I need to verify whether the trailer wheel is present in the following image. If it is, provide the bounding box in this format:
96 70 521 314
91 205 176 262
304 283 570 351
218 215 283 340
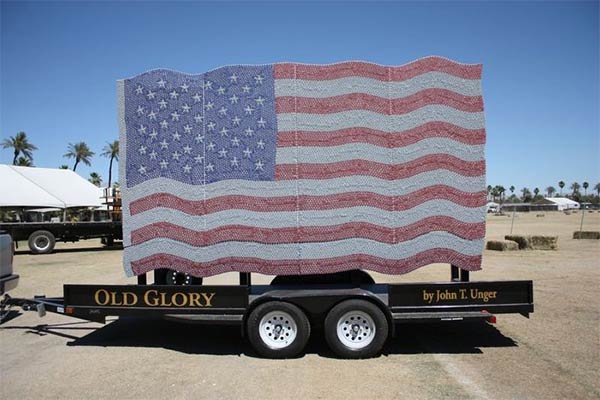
28 230 56 254
247 301 310 359
324 299 388 359
154 269 202 285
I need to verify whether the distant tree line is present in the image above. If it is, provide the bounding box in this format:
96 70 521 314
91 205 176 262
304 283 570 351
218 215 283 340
1 131 119 188
488 181 600 205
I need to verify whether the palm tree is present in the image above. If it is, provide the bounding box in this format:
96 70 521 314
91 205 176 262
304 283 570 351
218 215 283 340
89 172 102 187
497 186 506 203
1 132 37 165
64 142 94 171
101 140 119 188
509 185 515 195
582 182 589 196
16 157 32 167
558 181 565 195
59 165 69 169
546 186 556 197
570 182 581 196
521 187 532 202
533 188 540 198
595 183 600 198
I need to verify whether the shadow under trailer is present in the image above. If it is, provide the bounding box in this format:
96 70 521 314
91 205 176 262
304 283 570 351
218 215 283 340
2 267 533 359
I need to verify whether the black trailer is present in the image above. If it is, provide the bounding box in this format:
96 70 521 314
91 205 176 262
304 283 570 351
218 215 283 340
0 221 122 254
1 266 533 359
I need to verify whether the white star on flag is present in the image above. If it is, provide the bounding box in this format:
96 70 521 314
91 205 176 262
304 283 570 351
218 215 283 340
169 90 179 99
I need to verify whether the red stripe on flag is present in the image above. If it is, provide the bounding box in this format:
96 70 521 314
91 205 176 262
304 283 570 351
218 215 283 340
275 90 483 114
276 123 486 147
129 187 486 216
130 218 486 247
273 58 482 81
130 250 483 277
275 155 485 180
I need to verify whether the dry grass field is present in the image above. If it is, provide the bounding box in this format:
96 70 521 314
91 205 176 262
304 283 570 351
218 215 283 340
1 211 599 399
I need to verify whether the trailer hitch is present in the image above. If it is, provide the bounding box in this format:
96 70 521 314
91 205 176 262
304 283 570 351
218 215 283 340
1 294 48 322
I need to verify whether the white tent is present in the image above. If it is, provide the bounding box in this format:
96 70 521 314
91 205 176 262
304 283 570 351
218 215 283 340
0 164 104 208
545 197 580 211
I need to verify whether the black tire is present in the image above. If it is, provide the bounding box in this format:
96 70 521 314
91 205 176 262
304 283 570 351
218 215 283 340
155 269 203 285
324 299 388 359
246 301 311 359
28 230 56 254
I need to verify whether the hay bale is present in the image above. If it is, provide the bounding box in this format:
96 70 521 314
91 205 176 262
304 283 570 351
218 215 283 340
530 235 558 250
536 214 545 217
505 235 531 249
573 231 600 240
486 240 519 251
564 211 571 215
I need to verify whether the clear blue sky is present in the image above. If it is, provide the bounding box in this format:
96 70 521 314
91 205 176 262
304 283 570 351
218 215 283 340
1 1 598 192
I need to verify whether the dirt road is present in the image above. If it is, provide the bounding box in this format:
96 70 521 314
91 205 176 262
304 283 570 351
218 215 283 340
1 212 599 399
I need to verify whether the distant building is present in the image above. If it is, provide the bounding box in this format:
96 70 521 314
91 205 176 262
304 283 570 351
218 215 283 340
537 197 580 211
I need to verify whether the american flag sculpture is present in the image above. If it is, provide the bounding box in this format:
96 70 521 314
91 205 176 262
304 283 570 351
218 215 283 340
118 57 486 278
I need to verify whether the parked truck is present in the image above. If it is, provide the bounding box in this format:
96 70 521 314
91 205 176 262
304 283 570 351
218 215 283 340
1 58 534 358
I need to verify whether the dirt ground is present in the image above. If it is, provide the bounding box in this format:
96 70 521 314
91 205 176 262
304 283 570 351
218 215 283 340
1 211 599 400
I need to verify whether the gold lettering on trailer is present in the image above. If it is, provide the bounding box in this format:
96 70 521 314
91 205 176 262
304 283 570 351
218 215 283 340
201 293 216 307
189 292 203 307
94 289 110 305
93 289 216 307
122 292 138 306
144 289 160 306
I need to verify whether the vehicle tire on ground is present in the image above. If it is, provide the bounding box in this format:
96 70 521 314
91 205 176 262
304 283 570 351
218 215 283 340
324 299 388 359
246 301 311 359
28 230 56 254
154 269 203 285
